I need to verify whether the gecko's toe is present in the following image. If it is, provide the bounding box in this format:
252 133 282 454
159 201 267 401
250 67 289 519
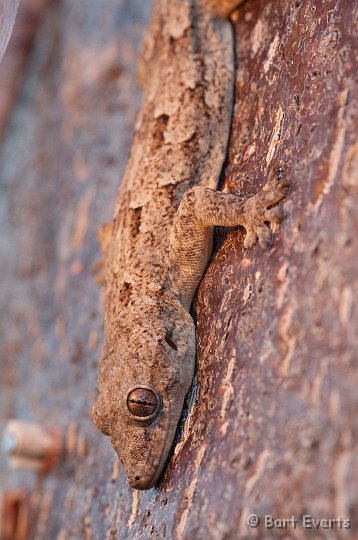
265 205 285 223
261 175 290 207
244 221 273 250
264 185 287 206
256 223 273 250
243 228 257 248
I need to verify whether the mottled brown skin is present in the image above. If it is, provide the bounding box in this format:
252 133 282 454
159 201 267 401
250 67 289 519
93 295 196 488
93 0 288 490
170 182 287 310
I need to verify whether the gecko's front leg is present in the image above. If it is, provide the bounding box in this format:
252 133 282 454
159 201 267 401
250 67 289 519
170 176 289 310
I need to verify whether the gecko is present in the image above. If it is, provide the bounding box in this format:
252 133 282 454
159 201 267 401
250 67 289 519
92 0 288 490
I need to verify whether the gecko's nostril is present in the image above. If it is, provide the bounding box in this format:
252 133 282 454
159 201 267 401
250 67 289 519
129 474 154 490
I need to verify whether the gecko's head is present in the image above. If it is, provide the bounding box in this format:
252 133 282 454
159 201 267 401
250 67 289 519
92 299 195 490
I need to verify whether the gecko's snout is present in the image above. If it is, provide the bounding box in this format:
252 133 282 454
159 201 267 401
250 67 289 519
128 474 155 491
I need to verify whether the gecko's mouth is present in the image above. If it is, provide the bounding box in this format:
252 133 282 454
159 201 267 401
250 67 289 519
127 438 171 490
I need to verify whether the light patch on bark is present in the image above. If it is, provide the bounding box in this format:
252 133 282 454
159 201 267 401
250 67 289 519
266 106 284 165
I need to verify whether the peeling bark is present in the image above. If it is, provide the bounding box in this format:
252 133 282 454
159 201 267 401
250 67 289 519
0 0 357 539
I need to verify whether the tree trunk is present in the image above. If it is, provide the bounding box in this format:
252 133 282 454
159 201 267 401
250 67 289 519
0 0 357 539
0 0 20 61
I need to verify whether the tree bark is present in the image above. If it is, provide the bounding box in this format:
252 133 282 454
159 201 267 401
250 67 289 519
0 0 20 61
0 0 52 140
0 0 357 539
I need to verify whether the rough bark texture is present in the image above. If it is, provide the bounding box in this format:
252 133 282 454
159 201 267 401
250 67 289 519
0 0 357 539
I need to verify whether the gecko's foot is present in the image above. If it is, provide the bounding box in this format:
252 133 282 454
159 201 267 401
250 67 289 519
242 177 289 249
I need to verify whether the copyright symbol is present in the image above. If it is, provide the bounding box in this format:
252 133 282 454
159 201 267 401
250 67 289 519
247 514 259 528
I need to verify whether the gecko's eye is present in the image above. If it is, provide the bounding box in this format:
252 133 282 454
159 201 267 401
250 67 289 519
127 387 161 420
